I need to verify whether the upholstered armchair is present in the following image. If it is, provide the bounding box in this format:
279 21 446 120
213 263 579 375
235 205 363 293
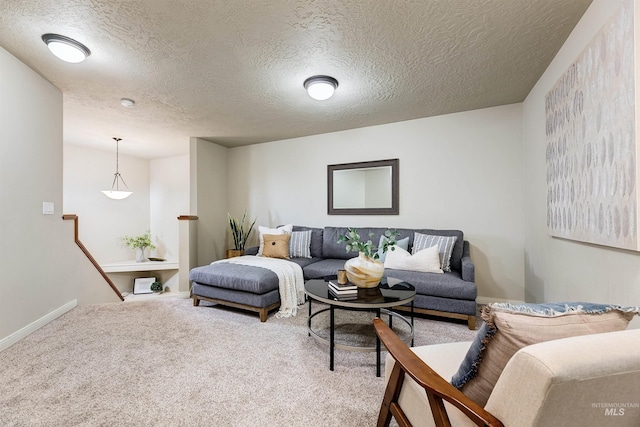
374 317 640 427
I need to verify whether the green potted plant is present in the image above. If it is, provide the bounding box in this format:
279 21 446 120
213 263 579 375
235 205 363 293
227 210 257 258
150 280 163 293
337 228 399 287
122 230 156 263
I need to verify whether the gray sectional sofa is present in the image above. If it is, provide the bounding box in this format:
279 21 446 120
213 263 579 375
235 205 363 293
190 225 477 328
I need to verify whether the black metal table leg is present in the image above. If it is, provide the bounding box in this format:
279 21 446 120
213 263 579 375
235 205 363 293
411 301 415 346
308 298 312 337
330 305 335 371
376 308 381 377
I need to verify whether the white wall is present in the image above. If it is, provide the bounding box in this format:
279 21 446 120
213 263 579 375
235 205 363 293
64 144 151 263
64 145 190 294
64 145 190 264
191 137 229 265
523 0 640 307
150 154 190 260
227 104 525 301
0 47 110 345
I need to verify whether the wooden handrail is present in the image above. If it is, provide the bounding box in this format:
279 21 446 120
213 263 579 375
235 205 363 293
62 214 124 301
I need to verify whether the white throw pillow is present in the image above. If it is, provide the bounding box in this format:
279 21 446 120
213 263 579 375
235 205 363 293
384 245 443 273
257 224 293 256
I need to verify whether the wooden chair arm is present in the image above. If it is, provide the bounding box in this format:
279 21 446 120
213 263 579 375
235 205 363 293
373 318 503 427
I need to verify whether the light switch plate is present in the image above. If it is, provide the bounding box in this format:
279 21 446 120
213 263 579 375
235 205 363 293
42 202 54 215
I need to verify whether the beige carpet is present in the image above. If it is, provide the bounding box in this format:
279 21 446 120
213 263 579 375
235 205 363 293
0 297 478 426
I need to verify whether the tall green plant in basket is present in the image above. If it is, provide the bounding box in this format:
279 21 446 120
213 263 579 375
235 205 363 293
228 210 257 251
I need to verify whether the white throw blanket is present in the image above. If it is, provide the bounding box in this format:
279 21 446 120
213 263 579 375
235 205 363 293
212 256 305 318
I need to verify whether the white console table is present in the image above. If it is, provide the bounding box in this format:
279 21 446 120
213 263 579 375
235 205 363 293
100 261 180 298
101 260 179 273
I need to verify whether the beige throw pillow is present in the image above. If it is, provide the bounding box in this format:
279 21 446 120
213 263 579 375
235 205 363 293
257 224 293 256
261 234 291 259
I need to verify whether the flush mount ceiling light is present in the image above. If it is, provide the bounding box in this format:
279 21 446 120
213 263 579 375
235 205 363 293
303 75 339 101
102 137 132 200
120 98 135 108
41 33 91 63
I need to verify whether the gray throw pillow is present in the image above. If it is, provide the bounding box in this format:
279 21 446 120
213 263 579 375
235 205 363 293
289 230 312 258
412 233 457 272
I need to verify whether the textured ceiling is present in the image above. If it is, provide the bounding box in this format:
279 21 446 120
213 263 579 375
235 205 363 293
0 0 592 159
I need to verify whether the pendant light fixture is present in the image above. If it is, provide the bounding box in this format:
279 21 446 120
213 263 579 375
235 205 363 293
102 137 132 200
41 33 91 63
304 75 339 100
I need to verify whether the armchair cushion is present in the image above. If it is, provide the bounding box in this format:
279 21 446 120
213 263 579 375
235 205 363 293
452 302 640 406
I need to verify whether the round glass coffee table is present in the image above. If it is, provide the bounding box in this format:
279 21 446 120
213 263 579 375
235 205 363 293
304 277 415 377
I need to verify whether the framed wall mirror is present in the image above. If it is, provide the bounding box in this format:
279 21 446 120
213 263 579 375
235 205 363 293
328 158 399 215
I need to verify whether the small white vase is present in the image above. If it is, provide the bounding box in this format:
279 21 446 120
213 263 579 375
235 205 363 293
135 247 147 263
344 252 384 288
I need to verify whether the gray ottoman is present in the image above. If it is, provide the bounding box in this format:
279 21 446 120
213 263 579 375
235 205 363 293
190 263 281 321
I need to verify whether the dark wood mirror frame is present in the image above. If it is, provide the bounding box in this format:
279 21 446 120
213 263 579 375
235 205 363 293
328 158 399 215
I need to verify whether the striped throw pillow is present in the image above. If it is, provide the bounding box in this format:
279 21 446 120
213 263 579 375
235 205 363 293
289 230 312 258
412 233 458 272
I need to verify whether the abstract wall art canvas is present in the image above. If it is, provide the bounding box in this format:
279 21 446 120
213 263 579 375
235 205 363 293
546 0 639 250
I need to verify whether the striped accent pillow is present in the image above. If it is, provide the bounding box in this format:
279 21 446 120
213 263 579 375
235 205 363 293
412 233 458 272
289 230 312 258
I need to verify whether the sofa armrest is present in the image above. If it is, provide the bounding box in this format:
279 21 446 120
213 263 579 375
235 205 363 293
461 240 475 282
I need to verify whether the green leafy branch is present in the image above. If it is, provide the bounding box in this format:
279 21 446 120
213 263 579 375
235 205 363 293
337 228 399 259
122 230 156 250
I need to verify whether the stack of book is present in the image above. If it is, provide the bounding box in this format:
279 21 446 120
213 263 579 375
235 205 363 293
328 280 358 300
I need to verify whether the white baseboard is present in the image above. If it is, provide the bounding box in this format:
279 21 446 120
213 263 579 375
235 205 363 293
0 299 77 352
477 296 525 306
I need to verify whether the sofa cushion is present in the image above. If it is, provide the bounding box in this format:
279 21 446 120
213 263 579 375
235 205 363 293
452 302 640 407
323 227 415 260
262 234 291 259
289 230 312 258
322 227 359 260
302 259 347 279
410 294 478 317
385 269 476 300
293 226 323 258
384 245 443 273
287 257 323 269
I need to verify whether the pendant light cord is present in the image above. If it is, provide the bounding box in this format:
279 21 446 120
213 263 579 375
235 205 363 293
112 137 128 190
